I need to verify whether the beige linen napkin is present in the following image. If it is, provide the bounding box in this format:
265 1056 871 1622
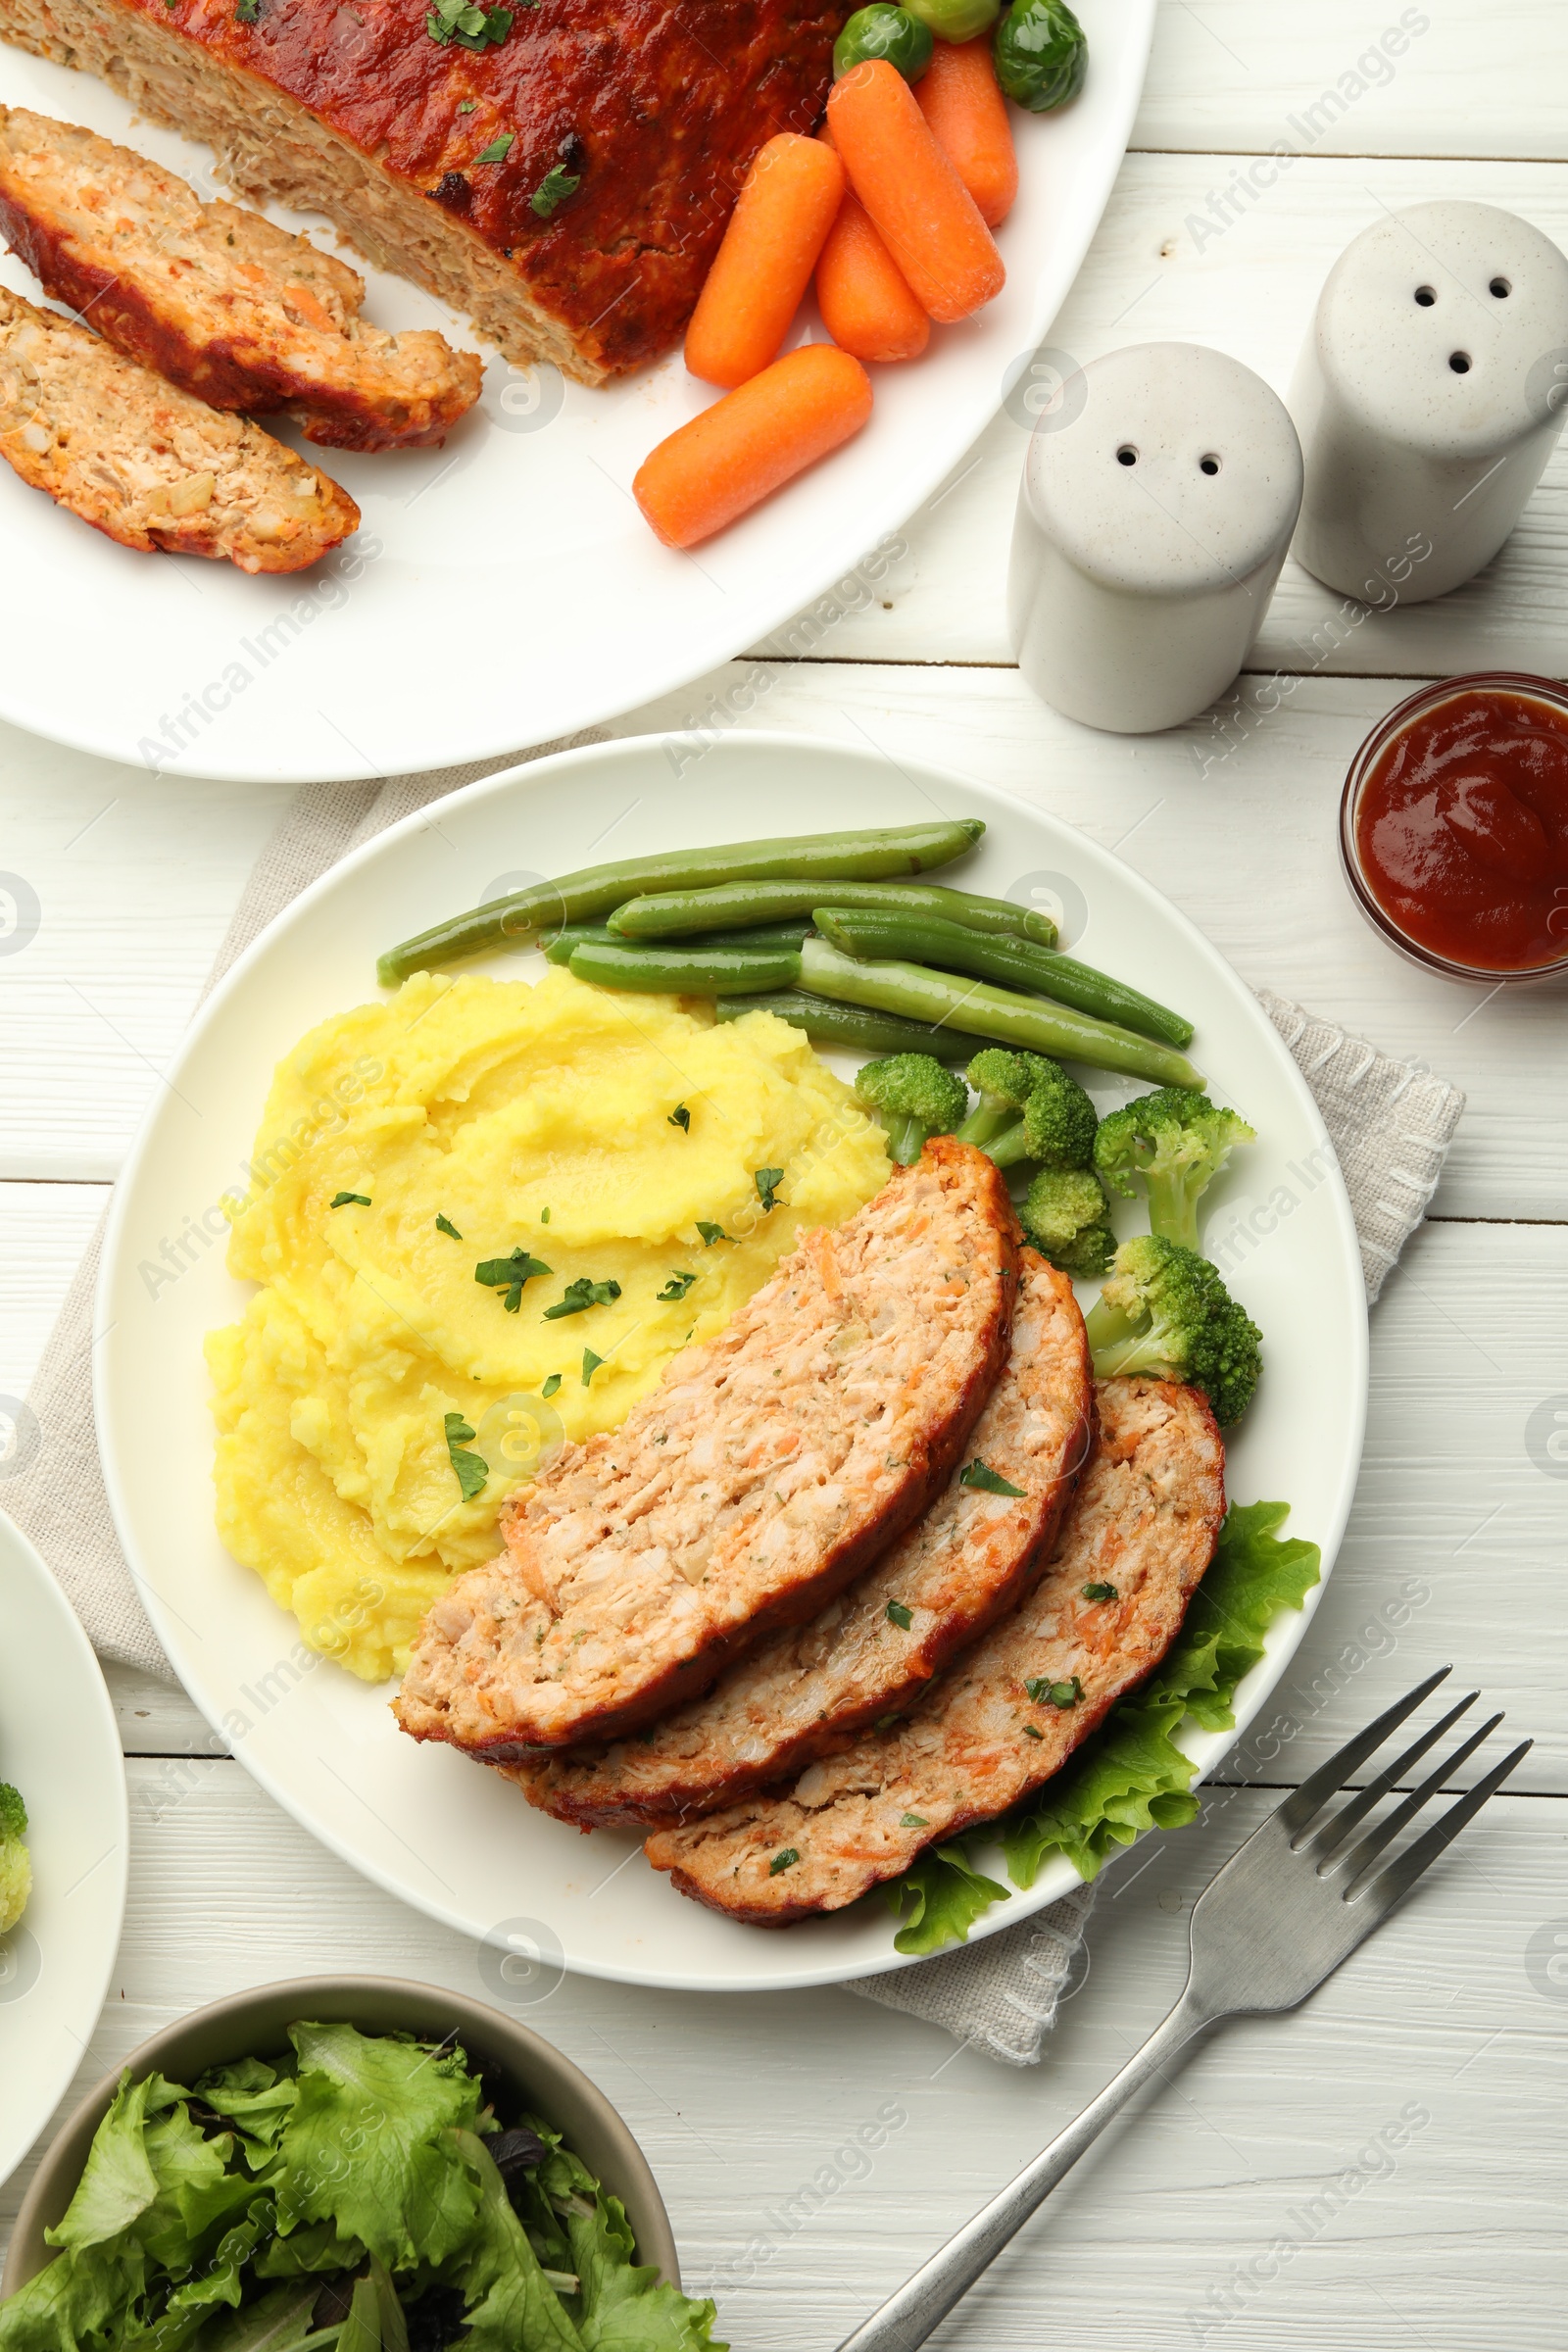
3 763 1465 2065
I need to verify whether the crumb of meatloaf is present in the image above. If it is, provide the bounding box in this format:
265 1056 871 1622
0 283 359 569
0 107 482 449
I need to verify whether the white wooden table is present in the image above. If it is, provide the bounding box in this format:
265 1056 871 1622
4 10 1567 2343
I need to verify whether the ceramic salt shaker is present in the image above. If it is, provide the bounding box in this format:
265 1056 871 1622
1290 200 1568 605
1007 342 1302 734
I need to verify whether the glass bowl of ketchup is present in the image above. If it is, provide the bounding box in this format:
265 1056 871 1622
1341 672 1568 984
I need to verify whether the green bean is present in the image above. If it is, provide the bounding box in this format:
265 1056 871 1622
812 907 1193 1049
714 992 994 1062
797 938 1204 1089
542 923 617 965
568 939 806 996
376 819 983 985
608 878 1055 947
548 919 811 964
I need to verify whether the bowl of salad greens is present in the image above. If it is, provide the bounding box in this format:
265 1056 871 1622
0 1976 723 2352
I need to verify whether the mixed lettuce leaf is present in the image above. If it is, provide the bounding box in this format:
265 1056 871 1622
887 1500 1322 1955
0 2025 723 2352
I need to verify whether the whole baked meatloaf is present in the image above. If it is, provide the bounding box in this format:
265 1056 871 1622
506 1251 1093 1831
646 1376 1225 1925
395 1139 1019 1757
0 0 846 380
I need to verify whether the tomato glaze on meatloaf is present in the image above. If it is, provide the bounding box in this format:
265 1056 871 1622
0 0 848 379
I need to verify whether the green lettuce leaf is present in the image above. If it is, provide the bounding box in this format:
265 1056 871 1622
0 2236 144 2352
196 2282 319 2352
45 2074 163 2254
445 2132 583 2352
552 2141 724 2352
884 1843 1010 1956
275 2025 482 2270
194 2058 299 2159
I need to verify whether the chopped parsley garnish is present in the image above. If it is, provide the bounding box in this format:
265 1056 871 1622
425 0 513 47
443 1411 488 1501
330 1192 370 1208
885 1600 913 1631
541 1207 551 1223
1022 1724 1044 1740
959 1459 1026 1498
541 1373 562 1398
1025 1674 1083 1709
456 98 476 111
474 131 514 163
874 1712 900 1733
474 1249 552 1312
530 163 581 219
235 0 260 22
544 1275 622 1320
900 1813 929 1828
696 1221 728 1247
435 1212 464 1240
1082 1581 1118 1601
754 1166 785 1213
581 1348 603 1387
768 1847 800 1876
658 1271 698 1302
667 1102 691 1133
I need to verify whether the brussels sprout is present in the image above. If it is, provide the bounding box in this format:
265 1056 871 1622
904 0 1000 43
994 0 1087 112
833 3 934 82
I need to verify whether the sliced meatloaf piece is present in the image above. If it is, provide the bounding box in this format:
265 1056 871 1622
646 1376 1225 1926
0 0 845 382
0 108 481 450
0 283 359 568
506 1251 1093 1830
395 1140 1019 1757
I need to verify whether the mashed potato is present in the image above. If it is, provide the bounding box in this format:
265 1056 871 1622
207 968 891 1680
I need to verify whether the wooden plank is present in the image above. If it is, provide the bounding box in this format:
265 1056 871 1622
765 153 1568 674
1134 0 1568 163
2 1764 1560 2351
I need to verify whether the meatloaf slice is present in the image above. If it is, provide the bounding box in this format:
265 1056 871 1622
395 1139 1019 1757
0 283 359 568
645 1376 1225 1926
0 0 846 382
506 1251 1092 1830
0 109 481 449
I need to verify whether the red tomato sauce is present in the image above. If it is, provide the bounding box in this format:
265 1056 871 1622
1355 685 1568 971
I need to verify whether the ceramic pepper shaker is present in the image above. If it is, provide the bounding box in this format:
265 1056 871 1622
1290 200 1568 605
1007 342 1303 734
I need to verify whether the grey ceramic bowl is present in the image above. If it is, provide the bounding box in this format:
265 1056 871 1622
2 1975 678 2296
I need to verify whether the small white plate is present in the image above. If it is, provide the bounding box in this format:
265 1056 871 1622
0 0 1151 782
0 1511 127 2190
95 733 1368 1994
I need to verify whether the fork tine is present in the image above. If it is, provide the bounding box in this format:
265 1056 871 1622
1329 1711 1502 1882
1347 1739 1533 1913
1278 1665 1452 1833
1296 1690 1479 1860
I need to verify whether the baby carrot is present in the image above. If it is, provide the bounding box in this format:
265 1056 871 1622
635 345 873 548
685 134 846 388
826 58 1004 323
915 36 1018 228
817 191 931 364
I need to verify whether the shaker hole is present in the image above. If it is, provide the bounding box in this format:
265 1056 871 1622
1199 454 1221 476
1448 351 1472 373
1490 276 1512 298
1414 285 1436 306
1116 444 1138 466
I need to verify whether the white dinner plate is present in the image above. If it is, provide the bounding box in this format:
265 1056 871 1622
0 1511 127 2187
96 733 1368 1994
0 0 1151 784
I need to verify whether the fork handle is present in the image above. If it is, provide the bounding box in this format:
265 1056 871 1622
834 1988 1211 2352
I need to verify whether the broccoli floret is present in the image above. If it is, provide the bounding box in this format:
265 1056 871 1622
0 1783 30 1936
955 1050 1053 1149
856 1054 969 1166
1084 1234 1261 1426
1022 1168 1116 1278
1093 1087 1255 1253
990 1057 1099 1173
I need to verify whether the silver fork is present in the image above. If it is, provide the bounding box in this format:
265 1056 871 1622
836 1667 1530 2352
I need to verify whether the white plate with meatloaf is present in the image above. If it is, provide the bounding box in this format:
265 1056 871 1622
94 733 1368 1993
0 0 1152 782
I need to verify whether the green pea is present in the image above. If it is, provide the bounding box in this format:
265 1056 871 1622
994 0 1087 112
833 4 934 82
904 0 1000 43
